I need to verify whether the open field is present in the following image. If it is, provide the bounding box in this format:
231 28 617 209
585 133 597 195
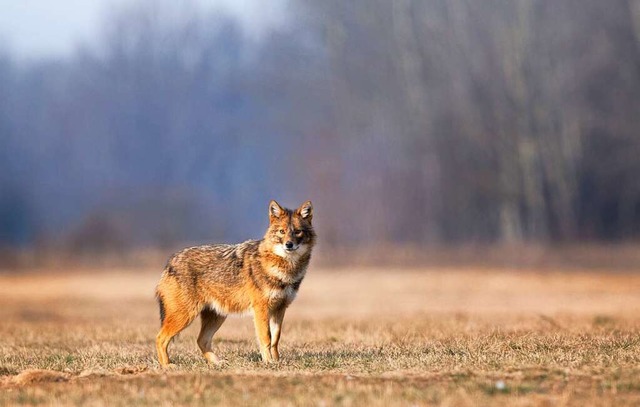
1 266 640 406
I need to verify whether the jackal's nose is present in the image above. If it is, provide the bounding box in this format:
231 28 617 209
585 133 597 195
285 241 294 250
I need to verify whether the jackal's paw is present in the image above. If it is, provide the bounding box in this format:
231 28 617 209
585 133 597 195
203 352 226 366
260 351 274 364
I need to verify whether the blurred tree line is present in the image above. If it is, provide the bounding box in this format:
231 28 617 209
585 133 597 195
1 0 639 252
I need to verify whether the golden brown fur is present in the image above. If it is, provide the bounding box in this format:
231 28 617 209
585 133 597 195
155 200 316 366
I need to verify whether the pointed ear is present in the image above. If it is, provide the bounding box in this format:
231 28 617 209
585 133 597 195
297 200 313 220
269 200 284 219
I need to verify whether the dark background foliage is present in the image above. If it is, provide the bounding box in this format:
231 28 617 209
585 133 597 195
1 0 640 252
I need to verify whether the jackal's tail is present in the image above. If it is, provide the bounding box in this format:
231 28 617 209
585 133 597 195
156 293 166 326
156 263 174 326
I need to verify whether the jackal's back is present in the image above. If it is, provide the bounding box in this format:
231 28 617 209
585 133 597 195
156 240 261 312
167 240 259 282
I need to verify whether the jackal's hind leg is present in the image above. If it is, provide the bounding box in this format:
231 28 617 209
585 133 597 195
197 308 227 364
156 307 198 367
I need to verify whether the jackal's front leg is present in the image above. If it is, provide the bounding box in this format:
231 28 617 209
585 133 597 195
252 305 273 363
269 307 286 361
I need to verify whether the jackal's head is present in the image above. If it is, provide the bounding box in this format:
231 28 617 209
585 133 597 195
265 200 316 259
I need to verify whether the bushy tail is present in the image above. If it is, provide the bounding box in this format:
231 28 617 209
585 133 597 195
156 264 174 326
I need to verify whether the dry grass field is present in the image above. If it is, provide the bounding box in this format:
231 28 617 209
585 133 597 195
1 265 640 406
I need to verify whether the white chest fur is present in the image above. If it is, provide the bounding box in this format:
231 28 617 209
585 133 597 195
268 285 298 305
268 265 307 285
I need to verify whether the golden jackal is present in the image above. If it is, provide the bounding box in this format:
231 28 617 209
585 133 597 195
155 200 315 366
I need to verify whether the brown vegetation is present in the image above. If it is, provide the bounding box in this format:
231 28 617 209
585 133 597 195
1 266 639 405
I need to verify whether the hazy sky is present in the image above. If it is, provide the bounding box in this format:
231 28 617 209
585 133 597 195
0 0 287 60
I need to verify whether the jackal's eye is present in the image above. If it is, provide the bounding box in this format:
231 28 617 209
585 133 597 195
294 229 303 236
278 229 285 235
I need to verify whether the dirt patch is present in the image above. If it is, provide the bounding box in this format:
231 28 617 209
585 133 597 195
9 369 71 386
